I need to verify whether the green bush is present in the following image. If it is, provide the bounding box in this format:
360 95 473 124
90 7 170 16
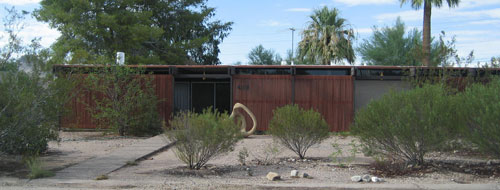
351 84 457 165
457 78 500 158
84 66 162 137
268 104 330 159
0 8 75 155
166 109 242 169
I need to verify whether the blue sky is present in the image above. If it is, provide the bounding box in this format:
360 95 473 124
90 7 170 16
1 0 500 65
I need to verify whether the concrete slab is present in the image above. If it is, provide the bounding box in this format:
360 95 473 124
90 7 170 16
49 135 172 180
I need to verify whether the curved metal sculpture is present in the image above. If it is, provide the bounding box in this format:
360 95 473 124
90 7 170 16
229 103 256 137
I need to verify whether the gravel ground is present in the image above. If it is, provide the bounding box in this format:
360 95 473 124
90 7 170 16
109 135 500 189
2 132 500 189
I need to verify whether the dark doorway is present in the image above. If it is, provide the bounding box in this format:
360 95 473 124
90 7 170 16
192 83 215 113
174 80 231 114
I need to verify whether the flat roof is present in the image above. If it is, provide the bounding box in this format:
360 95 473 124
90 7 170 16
53 64 500 79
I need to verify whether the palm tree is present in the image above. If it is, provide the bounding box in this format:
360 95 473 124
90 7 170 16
298 6 355 65
400 0 459 66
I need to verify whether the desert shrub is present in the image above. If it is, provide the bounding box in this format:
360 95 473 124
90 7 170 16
84 66 162 136
0 8 75 155
237 147 249 166
268 104 330 159
166 109 242 169
457 77 500 158
330 139 361 167
351 84 457 165
253 142 282 165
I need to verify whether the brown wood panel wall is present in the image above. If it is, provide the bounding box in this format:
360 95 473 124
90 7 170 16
232 75 292 131
294 75 354 132
153 75 174 123
60 74 96 129
61 74 173 129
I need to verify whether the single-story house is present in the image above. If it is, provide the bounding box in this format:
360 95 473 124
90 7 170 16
54 65 497 132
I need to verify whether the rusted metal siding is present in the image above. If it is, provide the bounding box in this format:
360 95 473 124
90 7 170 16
60 74 98 129
60 74 174 129
294 76 354 132
153 75 174 124
232 75 292 131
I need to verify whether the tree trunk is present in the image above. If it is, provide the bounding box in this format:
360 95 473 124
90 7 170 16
422 1 432 66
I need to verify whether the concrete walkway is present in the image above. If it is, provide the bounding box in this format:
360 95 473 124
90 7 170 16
50 135 172 180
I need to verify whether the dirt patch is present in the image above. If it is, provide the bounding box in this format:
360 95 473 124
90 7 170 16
162 165 243 177
428 160 500 177
109 135 500 188
0 156 28 178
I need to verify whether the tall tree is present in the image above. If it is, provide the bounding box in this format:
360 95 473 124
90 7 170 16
298 6 355 65
35 0 232 65
399 0 460 66
248 45 282 65
358 17 422 66
358 18 463 66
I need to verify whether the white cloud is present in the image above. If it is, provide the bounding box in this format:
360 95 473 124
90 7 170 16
375 10 421 22
357 28 372 34
332 0 396 6
468 19 500 25
285 8 312 12
0 0 40 6
19 21 60 47
447 30 491 36
456 39 500 61
260 20 291 27
0 20 59 48
376 8 500 22
458 0 500 9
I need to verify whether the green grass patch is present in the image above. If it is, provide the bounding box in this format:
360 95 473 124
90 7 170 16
95 174 109 180
126 160 138 166
25 156 54 179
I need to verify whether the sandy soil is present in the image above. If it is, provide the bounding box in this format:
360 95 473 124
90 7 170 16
109 135 500 189
2 132 500 189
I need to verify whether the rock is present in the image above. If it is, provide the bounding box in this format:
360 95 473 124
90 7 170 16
362 174 371 182
266 172 281 181
351 175 362 182
371 176 384 182
487 160 492 165
303 159 307 162
301 172 310 178
290 170 299 178
291 158 296 162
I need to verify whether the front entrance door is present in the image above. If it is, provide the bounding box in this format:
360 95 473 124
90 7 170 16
174 81 230 114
